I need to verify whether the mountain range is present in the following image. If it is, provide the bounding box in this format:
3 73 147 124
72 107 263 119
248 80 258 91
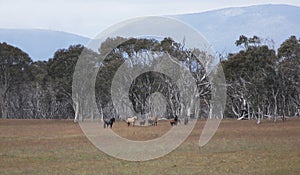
0 29 89 61
0 4 299 61
174 4 300 54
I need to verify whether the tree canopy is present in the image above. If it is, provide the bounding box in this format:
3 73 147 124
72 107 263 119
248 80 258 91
0 35 299 120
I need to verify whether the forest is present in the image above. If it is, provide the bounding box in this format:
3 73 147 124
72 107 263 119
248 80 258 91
0 35 299 120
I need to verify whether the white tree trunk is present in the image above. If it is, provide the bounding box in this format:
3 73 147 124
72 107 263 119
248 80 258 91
74 100 79 122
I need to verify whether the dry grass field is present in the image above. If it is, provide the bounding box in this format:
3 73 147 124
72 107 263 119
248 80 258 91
0 118 300 175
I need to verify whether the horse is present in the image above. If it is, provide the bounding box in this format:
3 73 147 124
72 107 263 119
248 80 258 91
103 117 115 128
126 116 138 126
150 116 158 126
170 115 179 126
147 119 153 126
139 120 146 126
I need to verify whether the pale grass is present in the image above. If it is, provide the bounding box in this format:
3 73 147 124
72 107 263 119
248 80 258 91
0 118 299 175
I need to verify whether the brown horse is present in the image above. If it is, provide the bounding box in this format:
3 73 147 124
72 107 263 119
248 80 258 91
148 116 157 126
151 116 157 126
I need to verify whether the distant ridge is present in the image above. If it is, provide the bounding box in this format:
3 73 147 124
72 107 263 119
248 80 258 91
1 4 300 60
174 4 300 54
0 29 90 61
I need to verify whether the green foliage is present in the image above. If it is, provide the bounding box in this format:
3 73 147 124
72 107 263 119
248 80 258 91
235 35 261 50
223 35 299 118
48 45 84 100
0 42 33 118
278 35 300 60
1 34 299 119
0 42 33 84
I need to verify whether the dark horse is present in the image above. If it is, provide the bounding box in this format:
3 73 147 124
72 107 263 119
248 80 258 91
170 115 179 126
103 117 115 128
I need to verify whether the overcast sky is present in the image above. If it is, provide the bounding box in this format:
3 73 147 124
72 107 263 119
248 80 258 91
1 0 300 38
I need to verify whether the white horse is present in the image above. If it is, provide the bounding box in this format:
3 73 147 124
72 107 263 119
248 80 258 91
126 116 138 126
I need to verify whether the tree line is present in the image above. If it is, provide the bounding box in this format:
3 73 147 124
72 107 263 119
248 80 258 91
0 35 299 120
223 35 300 120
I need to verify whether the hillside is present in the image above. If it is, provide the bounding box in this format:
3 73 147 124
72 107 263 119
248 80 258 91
174 4 300 53
0 29 89 61
1 4 300 60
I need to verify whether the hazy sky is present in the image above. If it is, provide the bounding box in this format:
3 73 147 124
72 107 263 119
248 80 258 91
1 0 300 37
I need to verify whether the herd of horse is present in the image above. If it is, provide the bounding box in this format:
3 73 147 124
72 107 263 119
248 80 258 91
125 116 158 126
103 115 188 129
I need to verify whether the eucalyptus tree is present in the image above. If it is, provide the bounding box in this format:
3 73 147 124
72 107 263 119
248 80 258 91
47 45 85 119
223 36 277 120
277 36 300 117
95 37 211 119
0 42 32 118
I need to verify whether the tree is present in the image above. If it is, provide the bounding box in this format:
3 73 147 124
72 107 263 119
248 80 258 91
95 37 210 120
223 36 277 120
277 36 300 117
235 35 261 50
28 61 52 119
0 42 32 118
47 45 84 119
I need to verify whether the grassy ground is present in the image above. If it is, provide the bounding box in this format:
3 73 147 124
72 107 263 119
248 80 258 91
0 118 299 175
